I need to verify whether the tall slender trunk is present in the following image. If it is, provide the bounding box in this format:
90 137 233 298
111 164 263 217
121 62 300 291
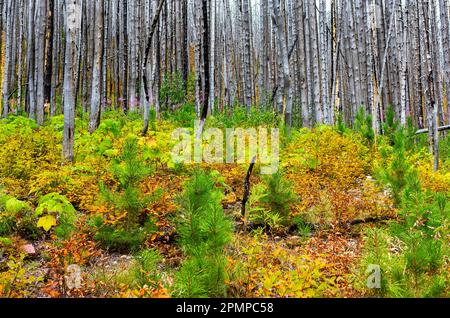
422 0 439 171
399 1 408 125
16 0 25 113
35 0 47 125
320 0 330 124
141 0 165 135
366 0 375 124
439 0 450 125
304 0 314 125
63 0 80 162
26 0 36 118
194 0 202 116
122 0 128 112
196 0 210 138
128 0 137 112
259 0 269 107
50 0 60 116
273 0 292 127
297 1 309 127
181 0 188 91
242 0 252 111
89 0 104 133
1 0 12 117
208 0 215 114
44 0 55 105
374 0 397 136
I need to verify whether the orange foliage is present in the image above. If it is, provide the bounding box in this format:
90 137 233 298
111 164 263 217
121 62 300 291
118 283 170 298
305 233 364 297
42 232 100 298
141 171 184 217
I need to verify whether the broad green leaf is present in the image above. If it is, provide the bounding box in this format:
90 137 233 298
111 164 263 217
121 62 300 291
35 193 76 216
5 198 30 214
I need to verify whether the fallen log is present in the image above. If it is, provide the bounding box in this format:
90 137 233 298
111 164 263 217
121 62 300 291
415 125 450 135
237 215 397 235
286 215 397 234
347 215 396 226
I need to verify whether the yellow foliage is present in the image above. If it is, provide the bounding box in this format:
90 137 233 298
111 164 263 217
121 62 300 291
29 165 110 213
227 234 340 298
282 128 392 222
0 253 43 298
417 164 450 193
283 128 371 187
0 123 61 197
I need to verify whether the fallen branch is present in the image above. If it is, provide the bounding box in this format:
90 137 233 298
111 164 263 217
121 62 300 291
347 215 396 226
286 215 397 233
415 125 450 135
239 215 397 235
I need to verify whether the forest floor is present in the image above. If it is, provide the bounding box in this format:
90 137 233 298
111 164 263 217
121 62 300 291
0 108 448 298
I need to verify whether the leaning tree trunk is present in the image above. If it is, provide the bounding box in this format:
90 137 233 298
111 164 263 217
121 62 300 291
374 0 397 137
141 0 165 136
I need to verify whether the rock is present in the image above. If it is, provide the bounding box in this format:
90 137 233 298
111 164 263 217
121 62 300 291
20 244 36 255
65 264 82 290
